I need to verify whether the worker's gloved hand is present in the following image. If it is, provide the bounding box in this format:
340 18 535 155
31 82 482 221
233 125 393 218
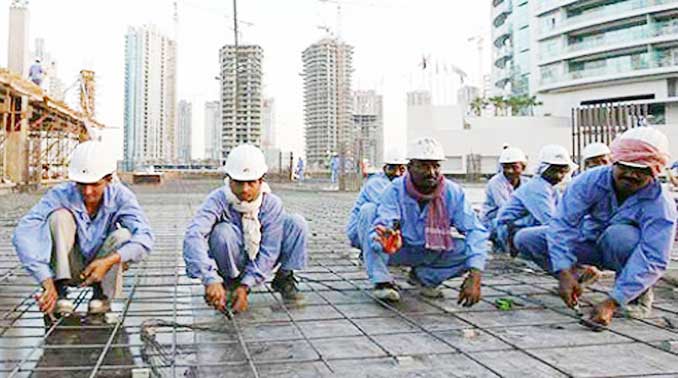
80 253 119 287
590 298 618 326
37 278 57 315
205 282 227 311
231 285 249 313
374 225 402 255
558 269 582 308
458 269 482 307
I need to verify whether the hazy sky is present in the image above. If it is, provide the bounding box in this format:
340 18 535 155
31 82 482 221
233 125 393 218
0 0 491 159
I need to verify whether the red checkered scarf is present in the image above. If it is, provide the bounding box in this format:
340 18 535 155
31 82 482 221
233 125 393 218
611 138 669 177
404 173 454 251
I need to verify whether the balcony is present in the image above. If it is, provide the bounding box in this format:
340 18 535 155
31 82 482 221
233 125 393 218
539 19 678 64
494 22 512 47
540 0 678 39
494 45 513 68
539 48 678 91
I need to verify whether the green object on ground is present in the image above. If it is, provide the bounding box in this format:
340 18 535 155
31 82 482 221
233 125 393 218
495 298 514 311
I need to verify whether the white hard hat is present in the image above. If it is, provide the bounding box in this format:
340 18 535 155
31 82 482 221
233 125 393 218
68 141 116 183
224 144 268 181
615 127 670 168
538 144 574 166
582 142 611 161
383 147 409 165
499 147 527 164
407 137 446 161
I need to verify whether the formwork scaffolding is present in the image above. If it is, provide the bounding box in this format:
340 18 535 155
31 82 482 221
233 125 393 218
0 68 103 188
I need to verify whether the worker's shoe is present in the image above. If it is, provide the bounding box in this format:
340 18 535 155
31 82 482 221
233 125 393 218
88 283 110 315
623 288 654 319
54 279 74 316
576 265 602 288
407 270 443 299
373 282 400 302
271 270 303 301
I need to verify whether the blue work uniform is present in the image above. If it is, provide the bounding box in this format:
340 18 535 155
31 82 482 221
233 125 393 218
517 166 677 305
480 173 527 238
346 172 391 248
495 176 559 253
183 187 308 288
12 182 154 284
363 177 488 287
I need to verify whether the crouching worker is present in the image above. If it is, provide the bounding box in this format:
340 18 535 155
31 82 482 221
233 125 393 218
183 144 308 314
364 137 489 305
581 142 611 171
522 128 676 326
346 147 408 249
495 145 573 256
479 146 528 247
13 141 154 317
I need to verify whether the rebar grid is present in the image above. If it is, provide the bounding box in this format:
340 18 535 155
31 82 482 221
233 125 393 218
0 180 677 377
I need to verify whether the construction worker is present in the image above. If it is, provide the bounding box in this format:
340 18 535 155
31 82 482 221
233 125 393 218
480 146 528 245
581 142 611 170
518 128 676 326
495 145 573 255
346 148 408 249
330 154 339 184
296 157 305 182
13 141 155 317
183 144 308 314
363 137 488 304
28 59 44 86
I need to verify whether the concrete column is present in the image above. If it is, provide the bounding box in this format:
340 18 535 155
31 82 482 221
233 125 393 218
5 96 30 184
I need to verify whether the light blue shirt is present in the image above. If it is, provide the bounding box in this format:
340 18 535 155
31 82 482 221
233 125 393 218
12 182 154 284
183 187 284 287
496 176 559 229
370 177 489 270
548 165 677 304
480 173 527 229
346 172 391 243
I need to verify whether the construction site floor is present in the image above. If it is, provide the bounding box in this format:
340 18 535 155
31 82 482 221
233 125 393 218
1 178 678 377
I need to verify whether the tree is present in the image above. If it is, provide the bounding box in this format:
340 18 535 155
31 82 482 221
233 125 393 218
524 95 543 116
489 96 507 116
469 97 488 116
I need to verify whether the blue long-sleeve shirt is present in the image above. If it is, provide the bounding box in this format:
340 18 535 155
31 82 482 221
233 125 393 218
183 187 284 287
548 166 677 305
496 176 559 229
480 173 527 229
346 172 391 245
12 182 154 284
370 177 489 270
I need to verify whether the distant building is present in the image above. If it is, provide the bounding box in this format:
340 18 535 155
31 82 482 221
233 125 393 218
177 100 192 163
457 85 481 115
302 38 354 169
219 45 263 160
262 98 276 149
352 90 383 166
490 0 678 119
8 1 29 76
123 25 178 171
204 101 221 162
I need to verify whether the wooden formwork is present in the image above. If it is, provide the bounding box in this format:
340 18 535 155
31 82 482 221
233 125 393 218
0 69 105 188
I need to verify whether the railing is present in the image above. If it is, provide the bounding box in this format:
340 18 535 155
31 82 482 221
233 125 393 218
540 48 678 85
539 19 678 60
558 0 678 30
